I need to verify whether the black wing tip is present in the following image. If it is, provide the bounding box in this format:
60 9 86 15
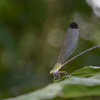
69 22 78 29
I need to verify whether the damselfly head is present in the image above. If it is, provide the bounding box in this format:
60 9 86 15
50 69 53 74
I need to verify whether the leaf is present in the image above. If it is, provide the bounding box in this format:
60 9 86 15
71 66 100 77
4 66 100 100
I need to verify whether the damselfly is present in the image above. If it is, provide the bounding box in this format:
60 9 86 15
50 22 100 80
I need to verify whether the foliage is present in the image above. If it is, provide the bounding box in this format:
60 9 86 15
4 66 100 100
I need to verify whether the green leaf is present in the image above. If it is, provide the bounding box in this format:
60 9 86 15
4 66 100 100
71 66 100 77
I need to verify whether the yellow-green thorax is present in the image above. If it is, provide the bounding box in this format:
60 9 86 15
50 63 62 74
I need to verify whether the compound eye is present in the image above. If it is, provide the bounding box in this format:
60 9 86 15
50 70 53 74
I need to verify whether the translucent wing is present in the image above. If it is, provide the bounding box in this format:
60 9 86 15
57 22 79 64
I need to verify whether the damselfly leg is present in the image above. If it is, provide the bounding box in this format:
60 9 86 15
53 73 61 80
58 71 69 76
53 71 69 80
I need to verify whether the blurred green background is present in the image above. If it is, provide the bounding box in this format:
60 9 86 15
0 0 100 99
